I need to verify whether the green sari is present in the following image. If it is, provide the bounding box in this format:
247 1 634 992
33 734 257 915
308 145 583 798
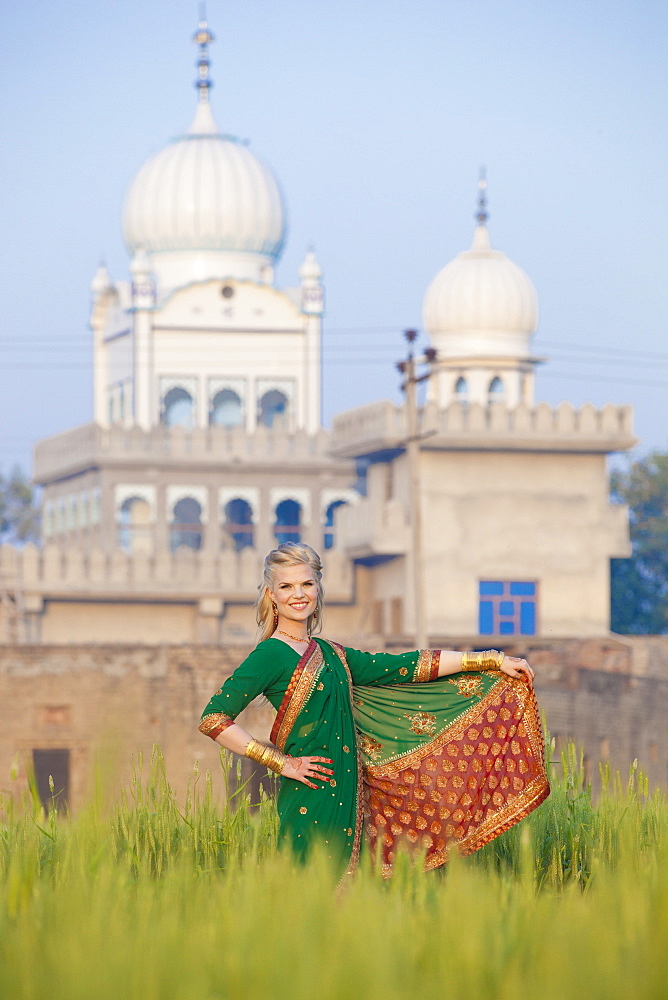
199 638 549 878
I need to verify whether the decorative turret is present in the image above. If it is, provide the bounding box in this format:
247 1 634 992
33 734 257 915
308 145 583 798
91 262 112 298
300 247 324 314
130 248 156 308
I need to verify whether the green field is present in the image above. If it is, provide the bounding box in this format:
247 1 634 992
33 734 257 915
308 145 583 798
1 743 666 1000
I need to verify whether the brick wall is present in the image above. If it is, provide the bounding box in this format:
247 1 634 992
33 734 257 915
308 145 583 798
1 636 665 811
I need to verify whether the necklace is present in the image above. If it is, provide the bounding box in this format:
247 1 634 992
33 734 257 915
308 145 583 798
277 629 311 643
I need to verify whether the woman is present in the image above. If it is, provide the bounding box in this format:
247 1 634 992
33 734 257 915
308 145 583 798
199 543 549 879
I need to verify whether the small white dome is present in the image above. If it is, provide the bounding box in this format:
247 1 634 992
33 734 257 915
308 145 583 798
122 101 286 286
423 225 538 359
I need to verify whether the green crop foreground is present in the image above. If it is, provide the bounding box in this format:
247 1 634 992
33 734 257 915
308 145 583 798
0 742 665 1000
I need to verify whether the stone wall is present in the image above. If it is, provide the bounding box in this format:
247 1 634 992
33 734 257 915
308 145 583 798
1 636 665 813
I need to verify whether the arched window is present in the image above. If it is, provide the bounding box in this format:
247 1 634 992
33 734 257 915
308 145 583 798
210 389 243 428
454 376 469 401
118 497 152 553
225 498 254 551
170 497 203 551
259 389 288 428
324 500 347 550
274 499 301 545
488 376 505 402
163 387 195 429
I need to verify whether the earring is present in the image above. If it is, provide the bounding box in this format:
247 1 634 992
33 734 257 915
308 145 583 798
272 601 278 629
312 607 318 623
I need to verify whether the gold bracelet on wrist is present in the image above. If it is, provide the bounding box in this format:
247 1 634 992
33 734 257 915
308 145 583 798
244 738 288 775
461 649 505 671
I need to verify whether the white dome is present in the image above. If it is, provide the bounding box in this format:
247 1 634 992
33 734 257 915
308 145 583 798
122 101 286 286
423 225 538 359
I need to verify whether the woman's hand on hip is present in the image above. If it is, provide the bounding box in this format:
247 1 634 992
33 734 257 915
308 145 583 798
499 656 535 686
282 755 334 789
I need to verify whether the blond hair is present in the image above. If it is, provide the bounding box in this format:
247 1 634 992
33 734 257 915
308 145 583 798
255 542 324 642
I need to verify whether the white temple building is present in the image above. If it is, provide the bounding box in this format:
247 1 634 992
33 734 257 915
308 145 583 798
5 19 635 645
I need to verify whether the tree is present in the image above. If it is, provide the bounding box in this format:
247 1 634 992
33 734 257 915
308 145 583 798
610 452 668 634
0 466 41 545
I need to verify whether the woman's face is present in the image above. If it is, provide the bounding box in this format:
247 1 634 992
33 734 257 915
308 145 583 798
268 563 318 627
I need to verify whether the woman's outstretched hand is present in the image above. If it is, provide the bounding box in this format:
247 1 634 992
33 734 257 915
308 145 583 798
499 655 535 686
282 755 334 789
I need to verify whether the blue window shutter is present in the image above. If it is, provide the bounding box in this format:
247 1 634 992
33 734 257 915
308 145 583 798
479 601 494 634
520 601 536 635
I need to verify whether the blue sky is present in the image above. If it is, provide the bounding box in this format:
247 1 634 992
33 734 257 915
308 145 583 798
1 0 666 472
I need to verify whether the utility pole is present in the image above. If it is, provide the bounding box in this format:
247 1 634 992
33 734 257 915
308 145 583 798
397 330 437 650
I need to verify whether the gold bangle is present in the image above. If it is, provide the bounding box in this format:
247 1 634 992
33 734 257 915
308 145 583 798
245 738 288 774
479 649 505 669
461 649 504 671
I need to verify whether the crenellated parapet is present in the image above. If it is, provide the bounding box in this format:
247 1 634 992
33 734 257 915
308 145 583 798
0 542 354 608
330 399 636 460
34 422 338 484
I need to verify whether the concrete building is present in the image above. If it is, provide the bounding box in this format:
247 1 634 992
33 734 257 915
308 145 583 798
329 181 635 640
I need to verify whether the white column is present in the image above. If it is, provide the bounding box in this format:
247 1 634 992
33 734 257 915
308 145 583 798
90 266 111 426
130 253 156 430
133 309 153 429
299 249 324 434
303 313 322 434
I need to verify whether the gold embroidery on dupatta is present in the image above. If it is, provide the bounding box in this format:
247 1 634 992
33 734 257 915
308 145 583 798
403 711 437 736
359 734 384 761
273 642 324 752
448 675 484 698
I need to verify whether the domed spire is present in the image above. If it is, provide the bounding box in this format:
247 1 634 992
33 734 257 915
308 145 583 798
122 14 287 290
193 8 214 104
471 169 492 252
188 10 219 135
423 174 538 356
475 168 488 227
423 176 541 409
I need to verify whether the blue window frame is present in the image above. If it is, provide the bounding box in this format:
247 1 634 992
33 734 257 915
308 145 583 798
478 581 537 636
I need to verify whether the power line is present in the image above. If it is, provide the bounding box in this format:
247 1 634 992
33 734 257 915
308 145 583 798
2 332 668 360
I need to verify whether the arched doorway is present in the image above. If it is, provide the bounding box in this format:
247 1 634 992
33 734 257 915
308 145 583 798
210 389 243 428
258 389 288 428
274 499 301 545
163 387 195 429
224 498 254 551
118 496 152 553
170 497 203 551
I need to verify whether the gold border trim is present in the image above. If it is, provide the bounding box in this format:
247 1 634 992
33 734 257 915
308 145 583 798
413 649 435 682
273 642 324 752
198 712 235 740
365 673 508 773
